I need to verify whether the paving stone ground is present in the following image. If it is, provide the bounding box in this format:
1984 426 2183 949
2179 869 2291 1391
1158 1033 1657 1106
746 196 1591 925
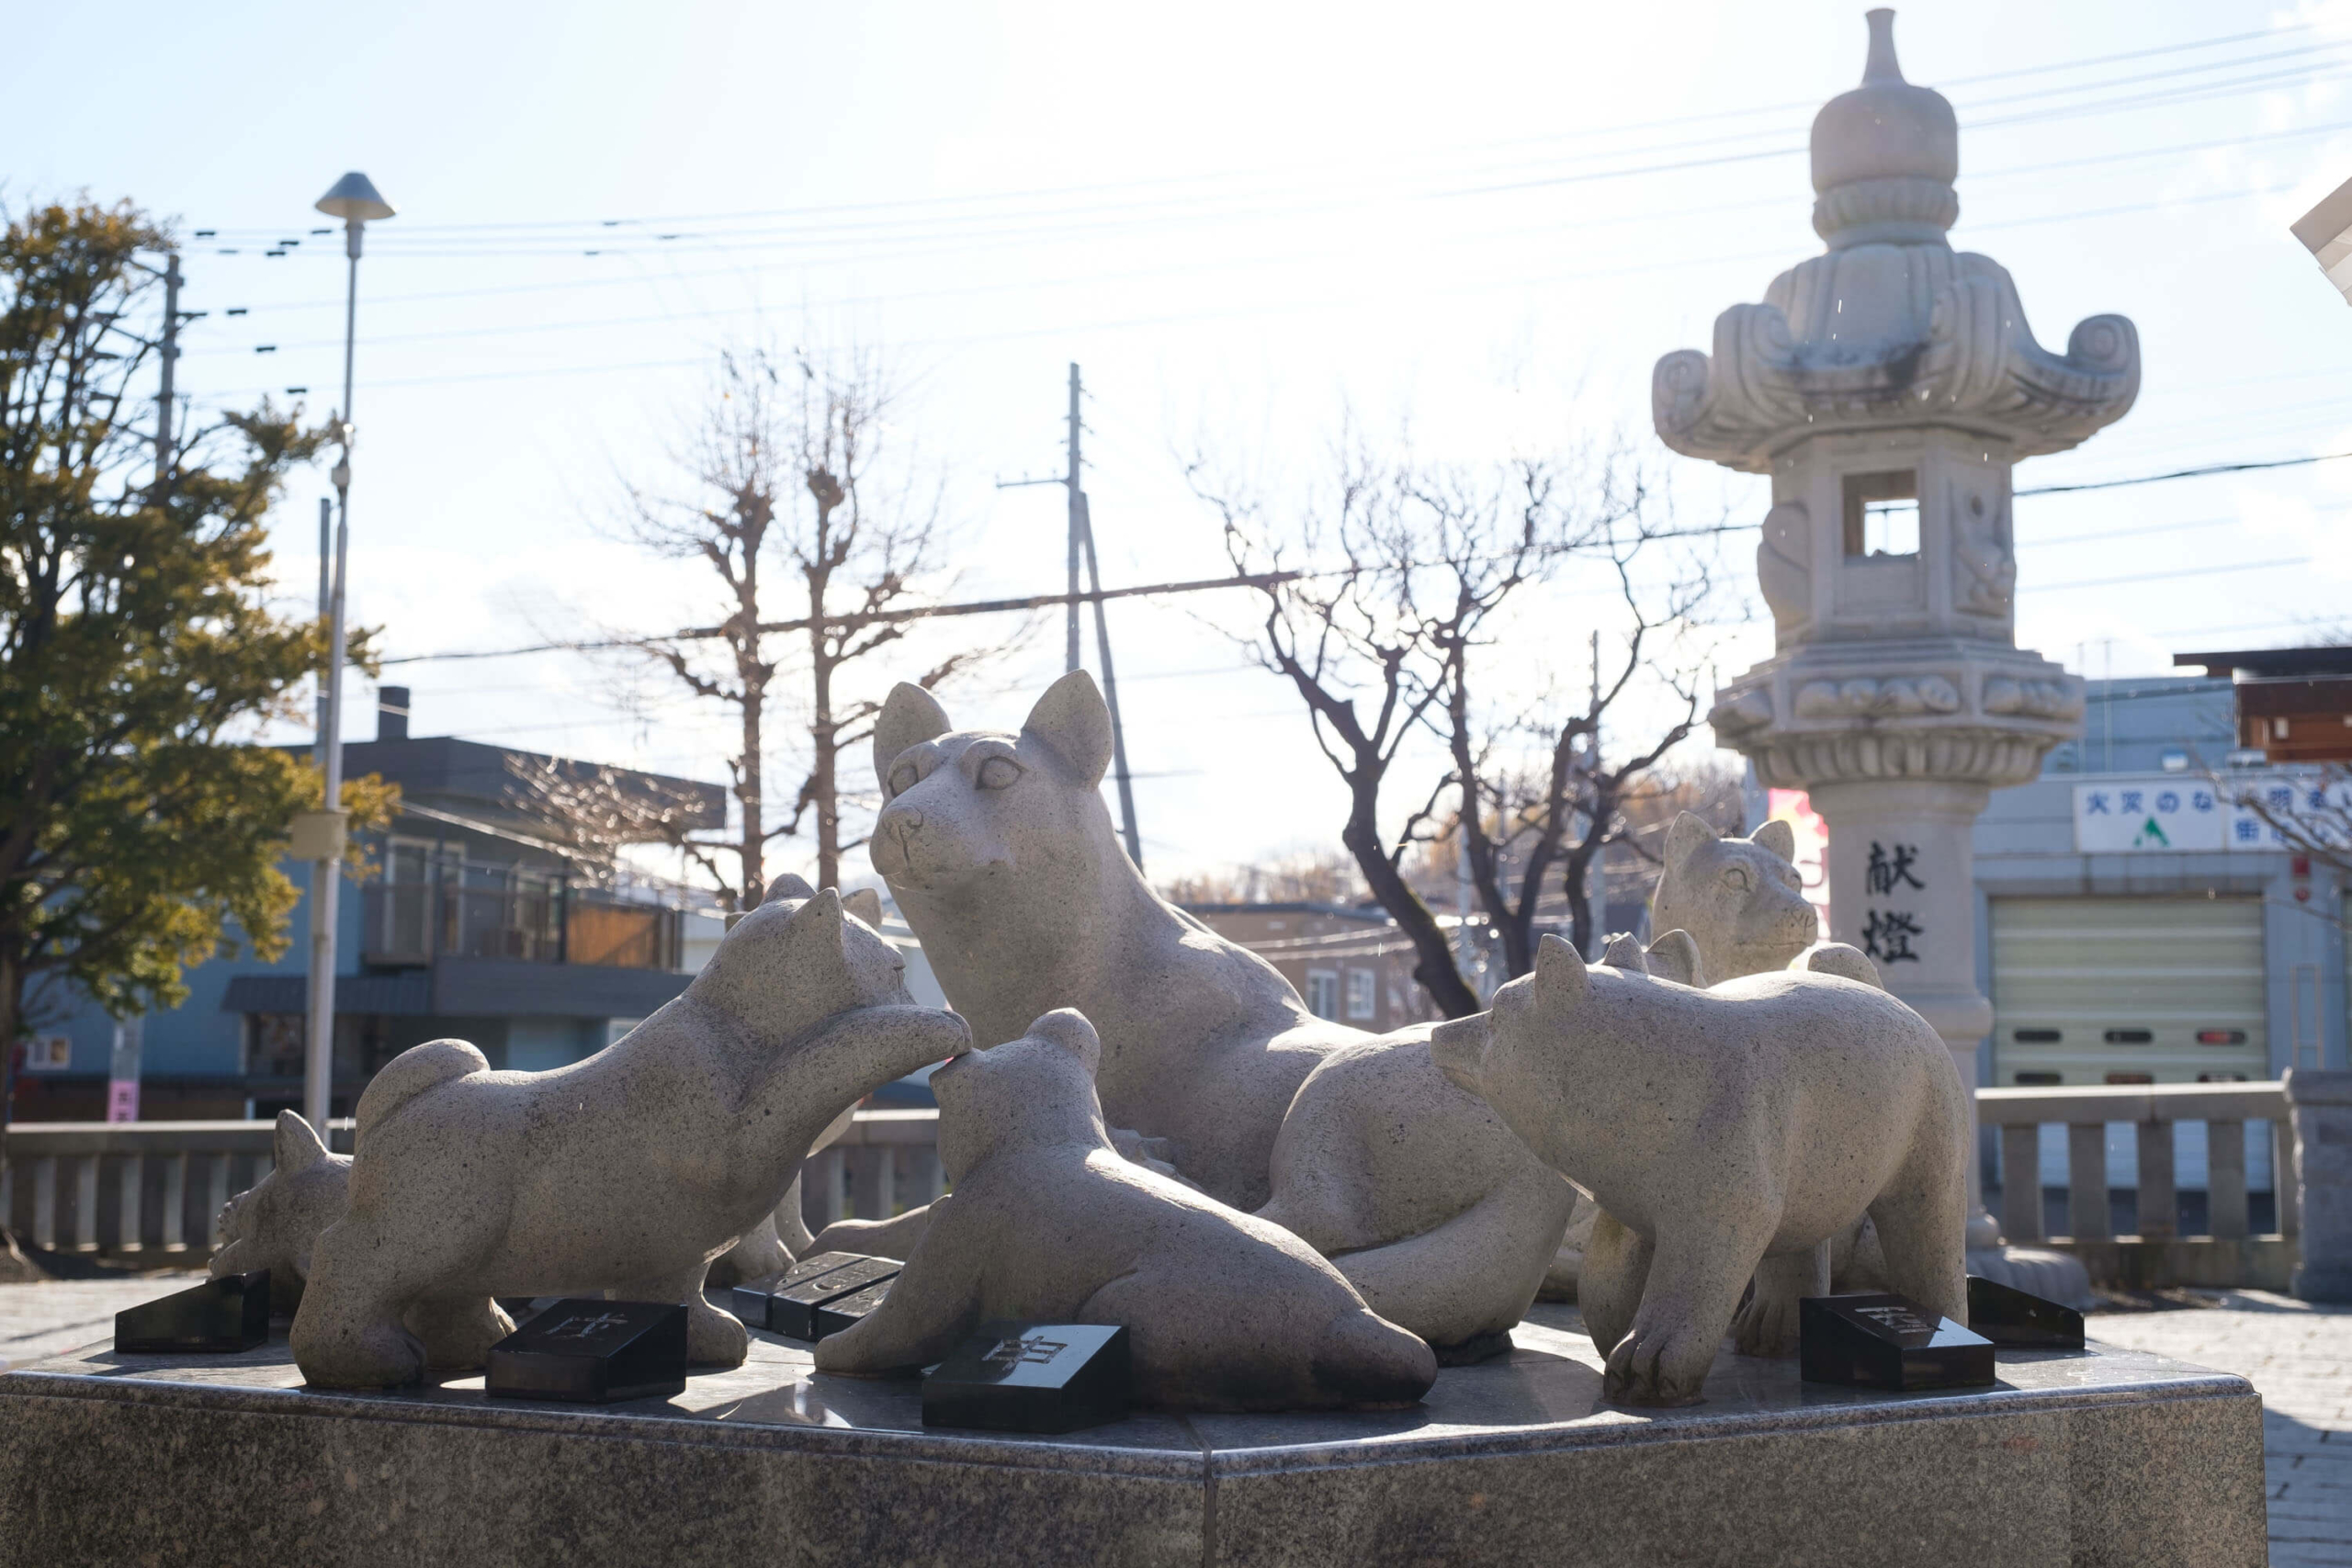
2088 1291 2352 1568
1 1274 2346 1561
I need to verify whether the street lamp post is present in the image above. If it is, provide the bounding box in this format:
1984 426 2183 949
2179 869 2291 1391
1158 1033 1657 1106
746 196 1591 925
302 171 394 1134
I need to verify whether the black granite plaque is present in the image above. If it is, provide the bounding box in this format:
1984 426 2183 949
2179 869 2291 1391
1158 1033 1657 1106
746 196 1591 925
1965 1275 2086 1350
809 1278 895 1340
769 1255 900 1341
729 1251 874 1334
114 1270 271 1353
1800 1292 1995 1392
922 1323 1131 1434
484 1300 687 1403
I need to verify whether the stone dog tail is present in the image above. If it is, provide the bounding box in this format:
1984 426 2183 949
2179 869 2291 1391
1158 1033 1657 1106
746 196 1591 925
354 1039 490 1141
1311 1310 1438 1406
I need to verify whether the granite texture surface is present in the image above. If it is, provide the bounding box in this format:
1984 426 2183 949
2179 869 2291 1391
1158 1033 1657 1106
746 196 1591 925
0 1303 2263 1567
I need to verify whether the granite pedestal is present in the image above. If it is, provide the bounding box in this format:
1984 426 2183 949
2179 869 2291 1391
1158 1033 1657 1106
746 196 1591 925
0 1303 2263 1567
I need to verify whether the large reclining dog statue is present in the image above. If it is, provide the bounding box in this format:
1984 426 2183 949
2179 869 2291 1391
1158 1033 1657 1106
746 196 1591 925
289 883 969 1389
858 671 1571 1358
865 671 1361 1213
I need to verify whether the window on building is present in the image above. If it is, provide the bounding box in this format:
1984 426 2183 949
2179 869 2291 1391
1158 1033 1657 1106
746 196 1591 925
1345 969 1376 1021
1306 970 1340 1021
1841 469 1918 558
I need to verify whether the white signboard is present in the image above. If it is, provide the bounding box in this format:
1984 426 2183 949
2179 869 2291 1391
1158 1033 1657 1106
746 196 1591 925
2072 775 2349 853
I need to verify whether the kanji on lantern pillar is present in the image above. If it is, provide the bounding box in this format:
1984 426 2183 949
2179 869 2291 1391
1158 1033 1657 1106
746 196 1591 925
1651 9 2136 1256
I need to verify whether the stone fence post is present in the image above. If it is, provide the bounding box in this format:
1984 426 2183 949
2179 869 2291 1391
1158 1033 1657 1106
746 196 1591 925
2287 1067 2352 1303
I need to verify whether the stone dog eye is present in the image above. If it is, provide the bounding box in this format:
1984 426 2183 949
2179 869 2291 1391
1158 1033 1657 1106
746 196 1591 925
1724 866 1751 892
977 756 1021 790
889 761 921 796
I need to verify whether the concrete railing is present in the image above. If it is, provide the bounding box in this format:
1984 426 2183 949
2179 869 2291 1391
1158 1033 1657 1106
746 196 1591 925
1979 1082 2300 1290
0 1120 356 1259
797 1109 945 1233
0 1110 948 1263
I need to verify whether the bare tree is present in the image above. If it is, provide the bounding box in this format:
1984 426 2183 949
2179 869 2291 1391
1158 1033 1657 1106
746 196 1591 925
614 346 999 908
2223 767 2352 894
498 754 722 883
1191 431 1719 1017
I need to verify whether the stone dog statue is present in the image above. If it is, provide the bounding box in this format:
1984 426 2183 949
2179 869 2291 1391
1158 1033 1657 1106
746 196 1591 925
1649 813 1821 981
289 885 970 1390
867 671 1359 1212
1543 813 1838 1301
814 1009 1437 1411
867 671 1569 1359
212 1111 351 1316
1254 1027 1577 1360
1432 933 1968 1408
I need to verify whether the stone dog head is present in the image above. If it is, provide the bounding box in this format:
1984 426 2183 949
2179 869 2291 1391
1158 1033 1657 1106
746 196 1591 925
693 875 914 1049
1429 934 1630 1174
867 671 1119 898
1649 812 1816 982
926 1008 1107 1181
212 1111 352 1315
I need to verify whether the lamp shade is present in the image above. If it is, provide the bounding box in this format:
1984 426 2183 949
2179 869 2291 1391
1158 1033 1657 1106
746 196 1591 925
2291 173 2352 305
315 171 395 224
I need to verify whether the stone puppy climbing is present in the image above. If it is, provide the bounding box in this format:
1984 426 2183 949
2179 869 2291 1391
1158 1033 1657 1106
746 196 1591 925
1431 933 1967 1408
289 883 969 1390
814 1009 1436 1412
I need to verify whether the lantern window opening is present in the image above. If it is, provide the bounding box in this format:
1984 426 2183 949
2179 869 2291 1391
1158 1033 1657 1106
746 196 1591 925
1841 469 1919 559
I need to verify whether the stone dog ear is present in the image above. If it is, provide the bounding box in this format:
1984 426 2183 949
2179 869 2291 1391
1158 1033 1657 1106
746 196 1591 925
1645 929 1706 988
1534 932 1592 1010
1751 818 1796 864
1020 671 1114 788
273 1109 328 1173
780 886 848 966
842 887 885 928
1663 811 1719 870
1600 932 1649 973
763 873 817 906
1024 1008 1102 1078
874 682 953 792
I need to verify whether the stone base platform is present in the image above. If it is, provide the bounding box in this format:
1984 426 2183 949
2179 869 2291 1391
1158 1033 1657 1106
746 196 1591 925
0 1304 2265 1567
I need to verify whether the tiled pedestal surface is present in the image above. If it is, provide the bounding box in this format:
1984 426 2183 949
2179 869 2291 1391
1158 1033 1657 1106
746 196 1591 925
0 1303 2263 1567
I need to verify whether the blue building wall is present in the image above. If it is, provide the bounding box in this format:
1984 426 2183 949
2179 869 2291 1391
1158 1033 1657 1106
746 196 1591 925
31 856 359 1086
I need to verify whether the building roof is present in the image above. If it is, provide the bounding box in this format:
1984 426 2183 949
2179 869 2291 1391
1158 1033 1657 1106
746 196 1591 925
2174 647 2352 680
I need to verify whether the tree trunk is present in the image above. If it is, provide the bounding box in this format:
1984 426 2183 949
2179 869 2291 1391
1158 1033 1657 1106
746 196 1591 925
1341 798 1479 1019
739 676 764 908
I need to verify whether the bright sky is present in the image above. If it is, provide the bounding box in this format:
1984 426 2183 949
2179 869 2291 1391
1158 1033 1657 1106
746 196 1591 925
17 0 2352 888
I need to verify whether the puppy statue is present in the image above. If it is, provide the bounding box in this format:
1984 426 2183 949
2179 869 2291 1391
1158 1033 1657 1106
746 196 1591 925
211 1111 351 1316
290 882 970 1390
814 1009 1437 1411
1431 933 1966 1408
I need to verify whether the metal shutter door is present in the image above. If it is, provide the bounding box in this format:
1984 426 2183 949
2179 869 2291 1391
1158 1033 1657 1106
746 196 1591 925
1990 896 2267 1087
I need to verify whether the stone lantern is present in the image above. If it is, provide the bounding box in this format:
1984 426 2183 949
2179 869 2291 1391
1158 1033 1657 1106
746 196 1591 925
1652 10 2138 1250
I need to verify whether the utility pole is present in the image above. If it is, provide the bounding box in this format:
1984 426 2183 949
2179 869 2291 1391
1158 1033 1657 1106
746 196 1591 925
317 499 333 744
1076 490 1143 868
154 253 180 489
1065 364 1083 674
998 363 1145 866
303 169 393 1134
1586 629 1604 957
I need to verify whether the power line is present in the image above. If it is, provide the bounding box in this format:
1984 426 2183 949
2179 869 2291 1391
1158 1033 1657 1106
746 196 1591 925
187 31 2346 266
2017 450 2352 496
380 570 1303 666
